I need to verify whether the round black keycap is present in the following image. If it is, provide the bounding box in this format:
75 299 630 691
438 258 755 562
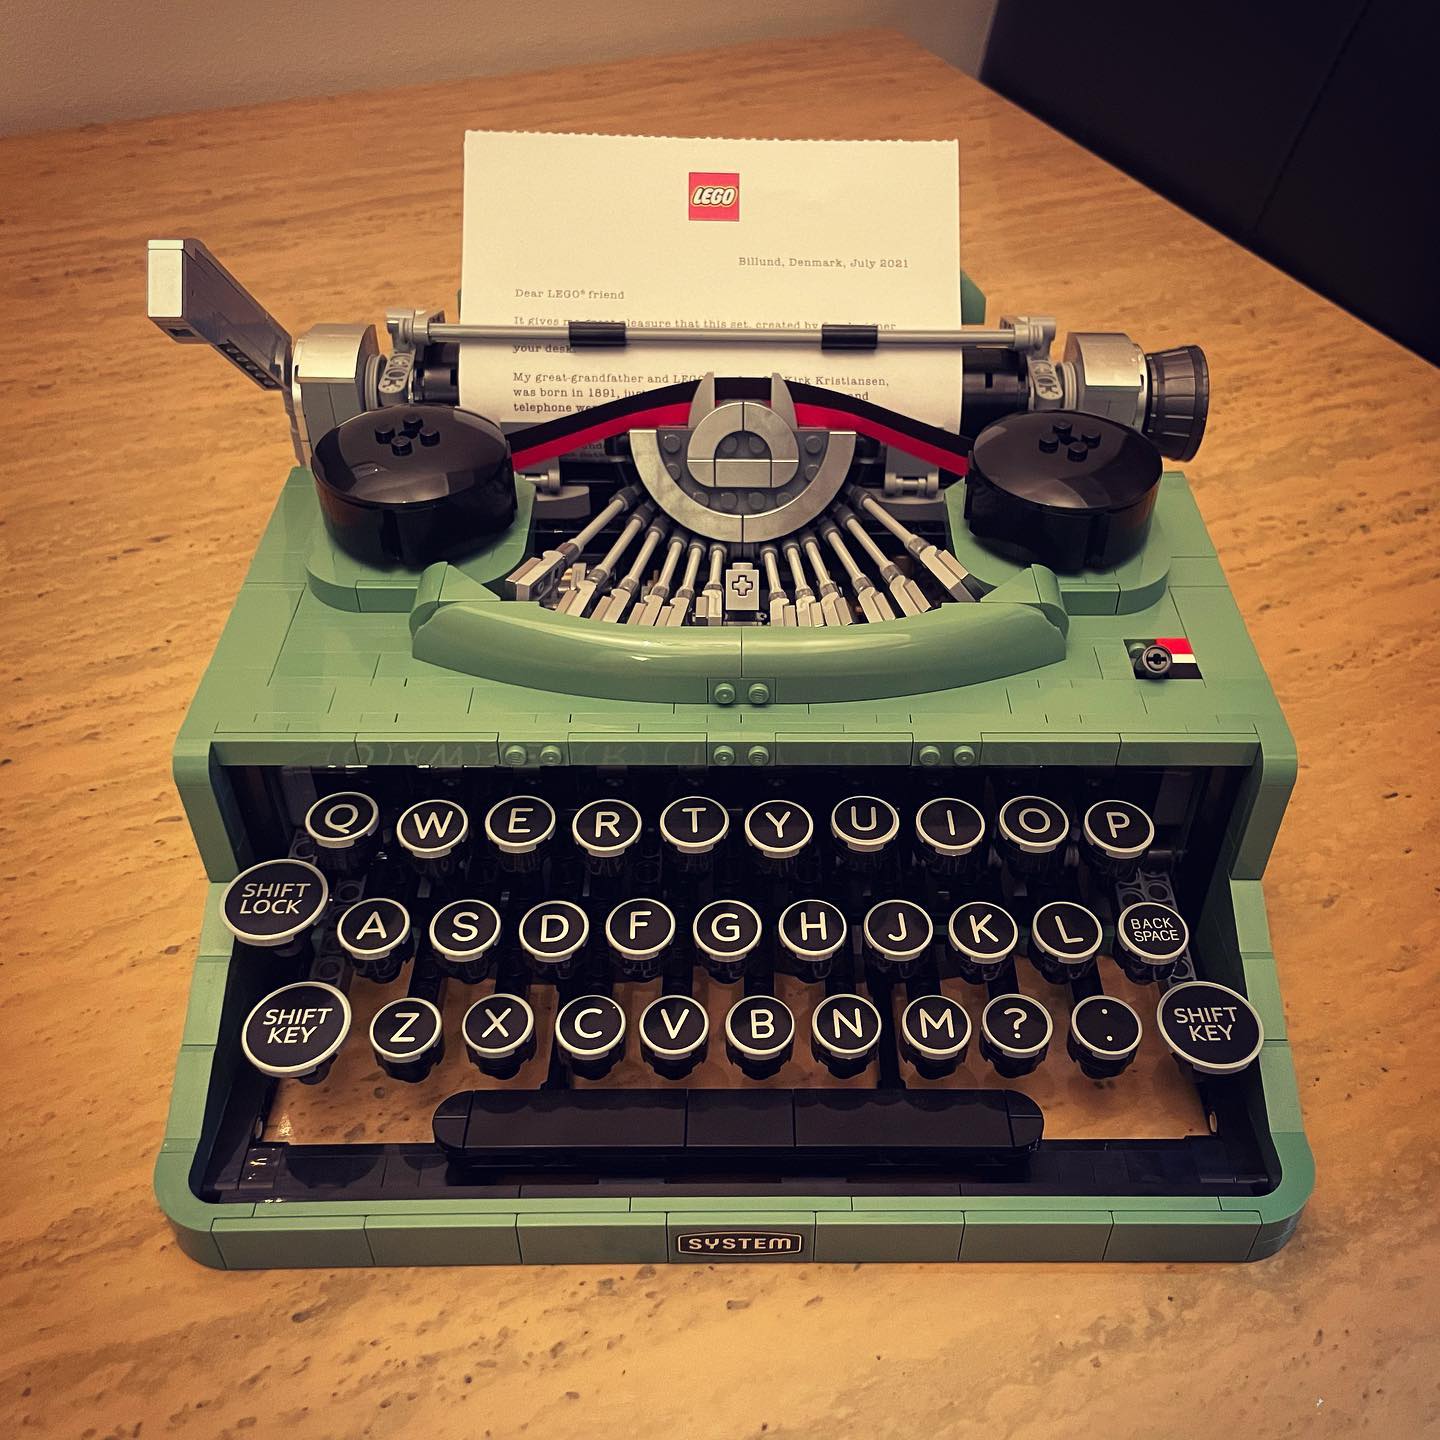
221 858 329 948
947 900 1020 982
810 993 883 1077
1114 901 1189 982
862 899 933 970
554 994 627 1079
979 993 1053 1077
830 795 899 854
1067 994 1142 1079
337 897 411 960
899 994 971 1077
659 795 730 855
743 799 814 860
483 794 556 854
724 995 795 1079
997 795 1069 857
1082 799 1155 873
304 791 380 851
462 992 536 1077
914 797 986 860
777 900 848 977
396 798 469 860
242 980 351 1081
571 798 643 859
518 899 589 972
693 900 763 981
369 996 444 1082
1029 900 1103 980
429 899 502 970
605 898 676 978
1156 980 1263 1075
638 994 710 1079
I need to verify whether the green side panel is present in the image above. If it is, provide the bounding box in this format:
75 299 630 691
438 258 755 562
153 1150 254 1270
960 1210 1112 1262
517 1212 669 1264
366 1213 520 1266
1106 1211 1260 1263
814 1210 964 1262
629 1194 852 1212
959 270 985 325
213 1214 374 1268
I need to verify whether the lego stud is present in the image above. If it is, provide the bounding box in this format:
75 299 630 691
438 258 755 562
502 744 528 767
713 744 736 767
747 682 771 706
747 744 771 767
713 682 737 706
1134 643 1174 680
539 744 564 766
952 744 978 767
918 744 942 767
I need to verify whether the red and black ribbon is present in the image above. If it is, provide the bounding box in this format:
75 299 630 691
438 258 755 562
507 377 971 477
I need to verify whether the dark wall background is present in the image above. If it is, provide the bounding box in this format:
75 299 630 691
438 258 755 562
982 0 1439 365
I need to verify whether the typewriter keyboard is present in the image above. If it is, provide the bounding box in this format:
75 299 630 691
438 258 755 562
221 766 1261 1174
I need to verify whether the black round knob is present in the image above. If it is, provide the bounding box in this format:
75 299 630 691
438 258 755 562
311 404 516 567
1143 345 1209 462
963 409 1163 572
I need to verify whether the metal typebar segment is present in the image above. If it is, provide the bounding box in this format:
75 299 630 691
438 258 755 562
820 515 895 623
799 529 852 627
664 540 708 626
696 543 727 626
506 485 640 600
629 532 687 626
759 544 795 627
596 515 670 622
558 502 654 617
782 538 824 627
846 486 978 603
833 503 930 615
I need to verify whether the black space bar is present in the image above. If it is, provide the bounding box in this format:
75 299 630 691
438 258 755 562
433 1089 1043 1169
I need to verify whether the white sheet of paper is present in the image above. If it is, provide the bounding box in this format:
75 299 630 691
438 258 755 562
459 131 961 429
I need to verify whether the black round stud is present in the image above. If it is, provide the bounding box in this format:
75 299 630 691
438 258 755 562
1028 900 1103 982
743 799 814 862
428 898 502 981
605 898 677 979
369 996 445 1082
1067 994 1142 1079
693 900 763 982
899 994 972 1078
1156 981 1263 1076
1114 901 1190 983
336 897 413 982
518 899 589 978
723 995 795 1079
810 993 883 1078
638 994 710 1079
554 994 627 1080
462 992 536 1078
396 798 470 864
979 993 1053 1078
221 858 330 948
242 980 351 1082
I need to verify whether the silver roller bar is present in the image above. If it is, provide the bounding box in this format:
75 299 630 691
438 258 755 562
410 318 1054 352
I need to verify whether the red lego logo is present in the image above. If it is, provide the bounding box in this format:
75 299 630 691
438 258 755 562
689 172 740 221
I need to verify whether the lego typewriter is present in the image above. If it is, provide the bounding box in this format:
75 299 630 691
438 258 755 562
148 238 1311 1267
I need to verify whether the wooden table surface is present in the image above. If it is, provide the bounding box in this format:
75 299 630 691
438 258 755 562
3 28 1438 1440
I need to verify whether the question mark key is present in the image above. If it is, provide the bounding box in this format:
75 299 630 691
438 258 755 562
980 993 1053 1077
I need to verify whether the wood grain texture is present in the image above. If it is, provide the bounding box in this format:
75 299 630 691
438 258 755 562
2 28 1438 1440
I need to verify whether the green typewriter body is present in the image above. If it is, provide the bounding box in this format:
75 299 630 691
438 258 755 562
151 239 1311 1268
